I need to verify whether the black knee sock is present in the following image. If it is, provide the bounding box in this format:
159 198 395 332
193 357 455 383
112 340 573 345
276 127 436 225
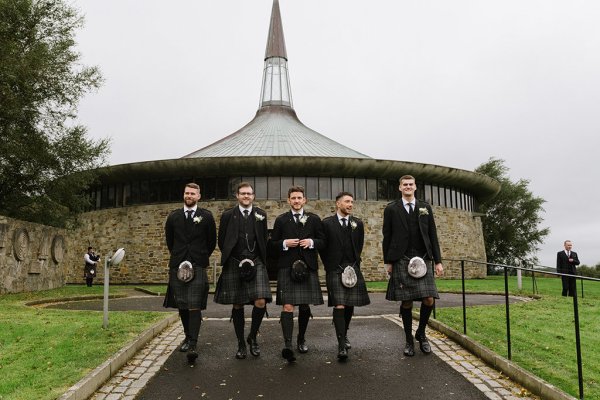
417 303 433 336
179 309 190 339
400 306 413 343
280 311 294 345
249 306 266 338
188 310 202 347
344 306 354 333
298 305 311 339
333 308 346 344
232 308 245 342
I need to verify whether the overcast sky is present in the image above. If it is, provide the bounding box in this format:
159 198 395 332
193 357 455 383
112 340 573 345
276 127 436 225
73 0 600 268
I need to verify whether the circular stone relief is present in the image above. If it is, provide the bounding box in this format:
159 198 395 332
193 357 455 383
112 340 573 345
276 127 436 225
51 235 65 263
13 228 30 261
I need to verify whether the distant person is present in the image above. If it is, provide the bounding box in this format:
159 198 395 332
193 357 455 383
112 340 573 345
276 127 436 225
83 247 100 287
214 182 271 360
556 240 580 297
270 186 325 363
319 192 370 361
163 183 217 365
383 175 444 357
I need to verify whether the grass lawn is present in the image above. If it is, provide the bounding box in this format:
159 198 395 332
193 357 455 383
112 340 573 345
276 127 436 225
368 276 600 399
2 278 597 399
0 286 167 400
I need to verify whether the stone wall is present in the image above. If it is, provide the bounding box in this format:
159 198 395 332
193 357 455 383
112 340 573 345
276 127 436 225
0 216 68 294
63 200 487 285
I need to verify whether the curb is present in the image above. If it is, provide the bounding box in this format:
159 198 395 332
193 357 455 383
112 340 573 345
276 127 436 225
426 316 577 400
57 313 179 400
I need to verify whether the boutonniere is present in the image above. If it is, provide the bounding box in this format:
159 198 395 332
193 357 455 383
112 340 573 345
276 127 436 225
419 207 429 216
193 216 202 224
255 213 265 221
299 215 308 225
350 220 358 230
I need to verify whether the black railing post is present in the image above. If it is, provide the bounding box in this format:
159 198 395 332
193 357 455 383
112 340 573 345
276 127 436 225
461 260 467 335
504 265 512 360
580 277 585 299
573 284 584 399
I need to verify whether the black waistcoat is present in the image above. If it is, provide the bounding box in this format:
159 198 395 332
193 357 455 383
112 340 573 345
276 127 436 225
406 209 427 257
340 225 356 265
234 210 257 258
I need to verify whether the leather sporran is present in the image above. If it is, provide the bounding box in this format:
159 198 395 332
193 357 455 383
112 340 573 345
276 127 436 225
290 259 309 283
238 258 256 282
177 261 194 283
341 265 357 288
407 256 427 279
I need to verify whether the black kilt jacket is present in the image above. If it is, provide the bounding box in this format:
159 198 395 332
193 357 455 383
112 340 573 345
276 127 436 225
318 214 364 272
270 211 325 306
163 207 217 309
382 200 442 265
218 206 268 265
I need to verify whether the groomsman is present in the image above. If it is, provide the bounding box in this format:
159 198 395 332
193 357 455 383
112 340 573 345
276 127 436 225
214 182 271 359
320 192 370 360
556 240 580 297
163 183 217 364
270 186 325 362
383 175 444 357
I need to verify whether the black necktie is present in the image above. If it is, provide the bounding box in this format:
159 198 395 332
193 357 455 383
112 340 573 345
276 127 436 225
243 209 249 219
407 203 414 215
341 218 347 227
186 210 193 220
294 213 301 223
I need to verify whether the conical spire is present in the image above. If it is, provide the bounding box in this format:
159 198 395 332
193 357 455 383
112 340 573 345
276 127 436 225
182 0 370 160
259 0 292 108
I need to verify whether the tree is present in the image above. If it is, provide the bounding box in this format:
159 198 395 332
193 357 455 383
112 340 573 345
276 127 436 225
475 158 549 270
0 0 109 227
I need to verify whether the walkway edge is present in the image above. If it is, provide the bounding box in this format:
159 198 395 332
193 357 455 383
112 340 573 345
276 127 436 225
427 317 577 400
58 313 179 400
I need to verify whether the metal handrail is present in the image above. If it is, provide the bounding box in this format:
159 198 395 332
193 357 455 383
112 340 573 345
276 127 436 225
442 258 600 400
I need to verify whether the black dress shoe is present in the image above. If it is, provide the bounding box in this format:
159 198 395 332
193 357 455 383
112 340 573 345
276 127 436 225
297 336 309 354
403 342 415 357
344 336 351 350
179 339 190 352
236 341 247 359
282 346 296 362
186 346 198 364
247 335 260 357
337 344 348 361
415 332 432 354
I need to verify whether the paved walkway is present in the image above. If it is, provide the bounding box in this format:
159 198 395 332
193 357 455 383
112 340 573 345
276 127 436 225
65 293 539 400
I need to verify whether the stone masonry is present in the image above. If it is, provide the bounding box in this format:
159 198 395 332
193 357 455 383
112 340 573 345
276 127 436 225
61 199 486 285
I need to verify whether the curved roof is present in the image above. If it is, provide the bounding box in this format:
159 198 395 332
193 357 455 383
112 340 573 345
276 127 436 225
97 156 500 201
183 106 370 159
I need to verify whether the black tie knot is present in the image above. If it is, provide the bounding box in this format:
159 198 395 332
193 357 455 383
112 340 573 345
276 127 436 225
243 209 249 218
407 203 414 214
341 218 347 227
186 210 194 220
294 213 301 222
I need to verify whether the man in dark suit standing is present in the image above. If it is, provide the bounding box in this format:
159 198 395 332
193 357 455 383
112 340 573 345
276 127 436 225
163 183 217 364
270 186 325 362
320 192 370 360
557 240 580 297
214 182 271 360
383 175 444 357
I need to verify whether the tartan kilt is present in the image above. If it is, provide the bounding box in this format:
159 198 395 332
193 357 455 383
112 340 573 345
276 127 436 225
276 268 324 306
214 258 273 305
386 259 439 301
163 267 209 310
325 266 370 307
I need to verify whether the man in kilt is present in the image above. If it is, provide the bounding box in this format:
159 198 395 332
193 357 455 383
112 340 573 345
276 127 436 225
383 175 444 357
270 186 325 362
214 182 272 360
83 246 100 287
319 192 370 360
163 183 217 364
